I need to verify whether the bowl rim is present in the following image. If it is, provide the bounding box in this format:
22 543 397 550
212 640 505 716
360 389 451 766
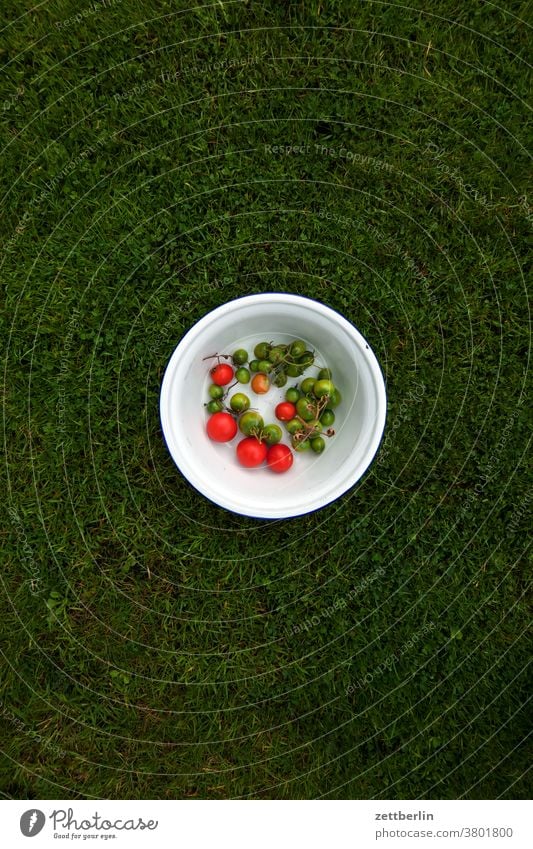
160 292 387 518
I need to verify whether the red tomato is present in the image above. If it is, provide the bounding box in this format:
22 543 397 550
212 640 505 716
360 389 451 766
210 363 234 385
251 373 270 394
266 443 293 473
206 411 237 442
275 401 297 421
236 437 268 467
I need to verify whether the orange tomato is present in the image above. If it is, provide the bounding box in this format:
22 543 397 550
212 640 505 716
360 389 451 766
251 373 270 394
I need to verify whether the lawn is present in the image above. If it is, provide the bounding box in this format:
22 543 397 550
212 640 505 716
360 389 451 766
1 0 531 800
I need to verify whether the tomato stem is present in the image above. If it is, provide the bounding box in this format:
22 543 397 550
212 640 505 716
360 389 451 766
202 352 231 362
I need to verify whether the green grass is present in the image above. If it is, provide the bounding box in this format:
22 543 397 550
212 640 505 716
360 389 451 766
1 0 531 799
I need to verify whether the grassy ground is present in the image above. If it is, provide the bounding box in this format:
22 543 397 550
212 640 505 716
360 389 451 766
1 0 531 800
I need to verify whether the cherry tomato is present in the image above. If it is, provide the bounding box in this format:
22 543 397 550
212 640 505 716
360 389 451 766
300 377 316 394
286 364 303 377
229 392 250 413
296 396 316 422
286 418 304 435
208 383 224 399
268 346 285 364
289 339 306 358
239 411 264 436
310 436 325 454
206 411 237 442
236 437 268 467
267 443 293 473
320 409 335 427
262 424 282 445
329 388 342 407
298 351 314 367
285 387 300 403
254 341 270 360
232 348 248 365
292 435 311 451
313 379 335 398
251 373 270 394
210 363 234 385
275 401 297 422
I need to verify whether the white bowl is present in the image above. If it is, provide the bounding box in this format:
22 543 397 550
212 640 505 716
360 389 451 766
160 294 386 519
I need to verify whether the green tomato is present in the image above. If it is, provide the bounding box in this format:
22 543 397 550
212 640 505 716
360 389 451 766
289 339 306 358
285 387 300 403
307 420 323 435
317 367 333 380
206 400 224 414
239 410 264 436
268 346 285 364
300 377 316 394
310 436 325 454
257 359 272 373
292 435 311 451
313 379 335 398
273 371 287 387
249 359 260 372
229 392 250 413
235 367 250 383
232 348 248 365
298 351 315 368
320 409 335 427
208 383 224 400
262 424 282 445
254 341 270 360
329 388 342 407
296 396 317 422
286 418 304 435
286 363 304 377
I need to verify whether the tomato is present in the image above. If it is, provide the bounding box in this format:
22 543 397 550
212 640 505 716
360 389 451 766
251 373 270 394
236 437 267 467
292 435 311 451
329 388 342 407
232 348 248 365
286 417 304 435
286 364 303 377
229 392 250 413
254 342 270 360
210 363 234 385
262 424 282 445
285 387 300 403
208 383 224 399
296 396 316 422
239 411 264 436
300 377 316 395
206 411 237 442
313 379 335 398
275 401 297 422
289 340 306 358
266 443 293 473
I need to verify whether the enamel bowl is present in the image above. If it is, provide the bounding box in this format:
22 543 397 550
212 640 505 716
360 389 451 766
160 293 386 518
